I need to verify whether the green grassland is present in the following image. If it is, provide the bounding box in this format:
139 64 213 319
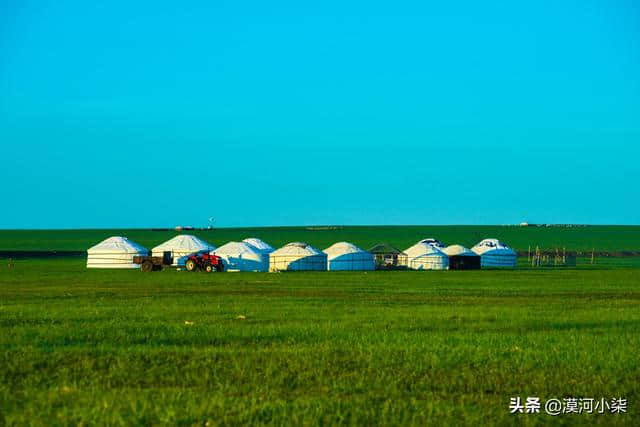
1 259 639 425
1 225 640 252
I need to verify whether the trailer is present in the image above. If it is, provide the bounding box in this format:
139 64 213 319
133 252 224 273
132 254 171 272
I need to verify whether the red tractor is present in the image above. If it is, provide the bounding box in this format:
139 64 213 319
184 253 225 273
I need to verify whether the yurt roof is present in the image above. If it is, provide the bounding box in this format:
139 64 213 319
404 242 447 258
471 238 516 255
87 236 148 254
214 241 262 256
367 243 405 255
271 242 323 256
152 235 215 252
242 237 274 252
323 242 367 257
442 244 478 257
418 238 446 248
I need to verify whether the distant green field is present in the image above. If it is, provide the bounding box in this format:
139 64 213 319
1 259 639 425
1 225 639 252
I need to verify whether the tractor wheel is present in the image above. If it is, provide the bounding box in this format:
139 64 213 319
141 261 153 272
204 263 215 273
185 259 198 272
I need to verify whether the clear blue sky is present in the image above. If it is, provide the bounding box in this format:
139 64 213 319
1 1 639 228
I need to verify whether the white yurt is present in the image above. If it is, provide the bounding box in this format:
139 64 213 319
442 245 477 257
404 241 449 270
442 245 481 270
86 236 148 269
213 241 268 272
152 235 216 266
323 242 375 271
471 239 517 268
242 237 274 254
269 242 327 272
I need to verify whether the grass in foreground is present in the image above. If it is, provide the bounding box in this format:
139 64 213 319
1 259 639 425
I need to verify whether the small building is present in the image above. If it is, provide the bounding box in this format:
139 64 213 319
442 245 481 270
269 242 327 272
87 236 149 269
323 242 375 271
368 243 408 270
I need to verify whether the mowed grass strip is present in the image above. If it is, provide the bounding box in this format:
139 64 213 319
0 259 639 425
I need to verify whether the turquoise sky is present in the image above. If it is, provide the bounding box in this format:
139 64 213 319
1 1 639 228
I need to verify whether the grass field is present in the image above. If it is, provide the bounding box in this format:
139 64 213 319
1 225 640 252
1 258 639 425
